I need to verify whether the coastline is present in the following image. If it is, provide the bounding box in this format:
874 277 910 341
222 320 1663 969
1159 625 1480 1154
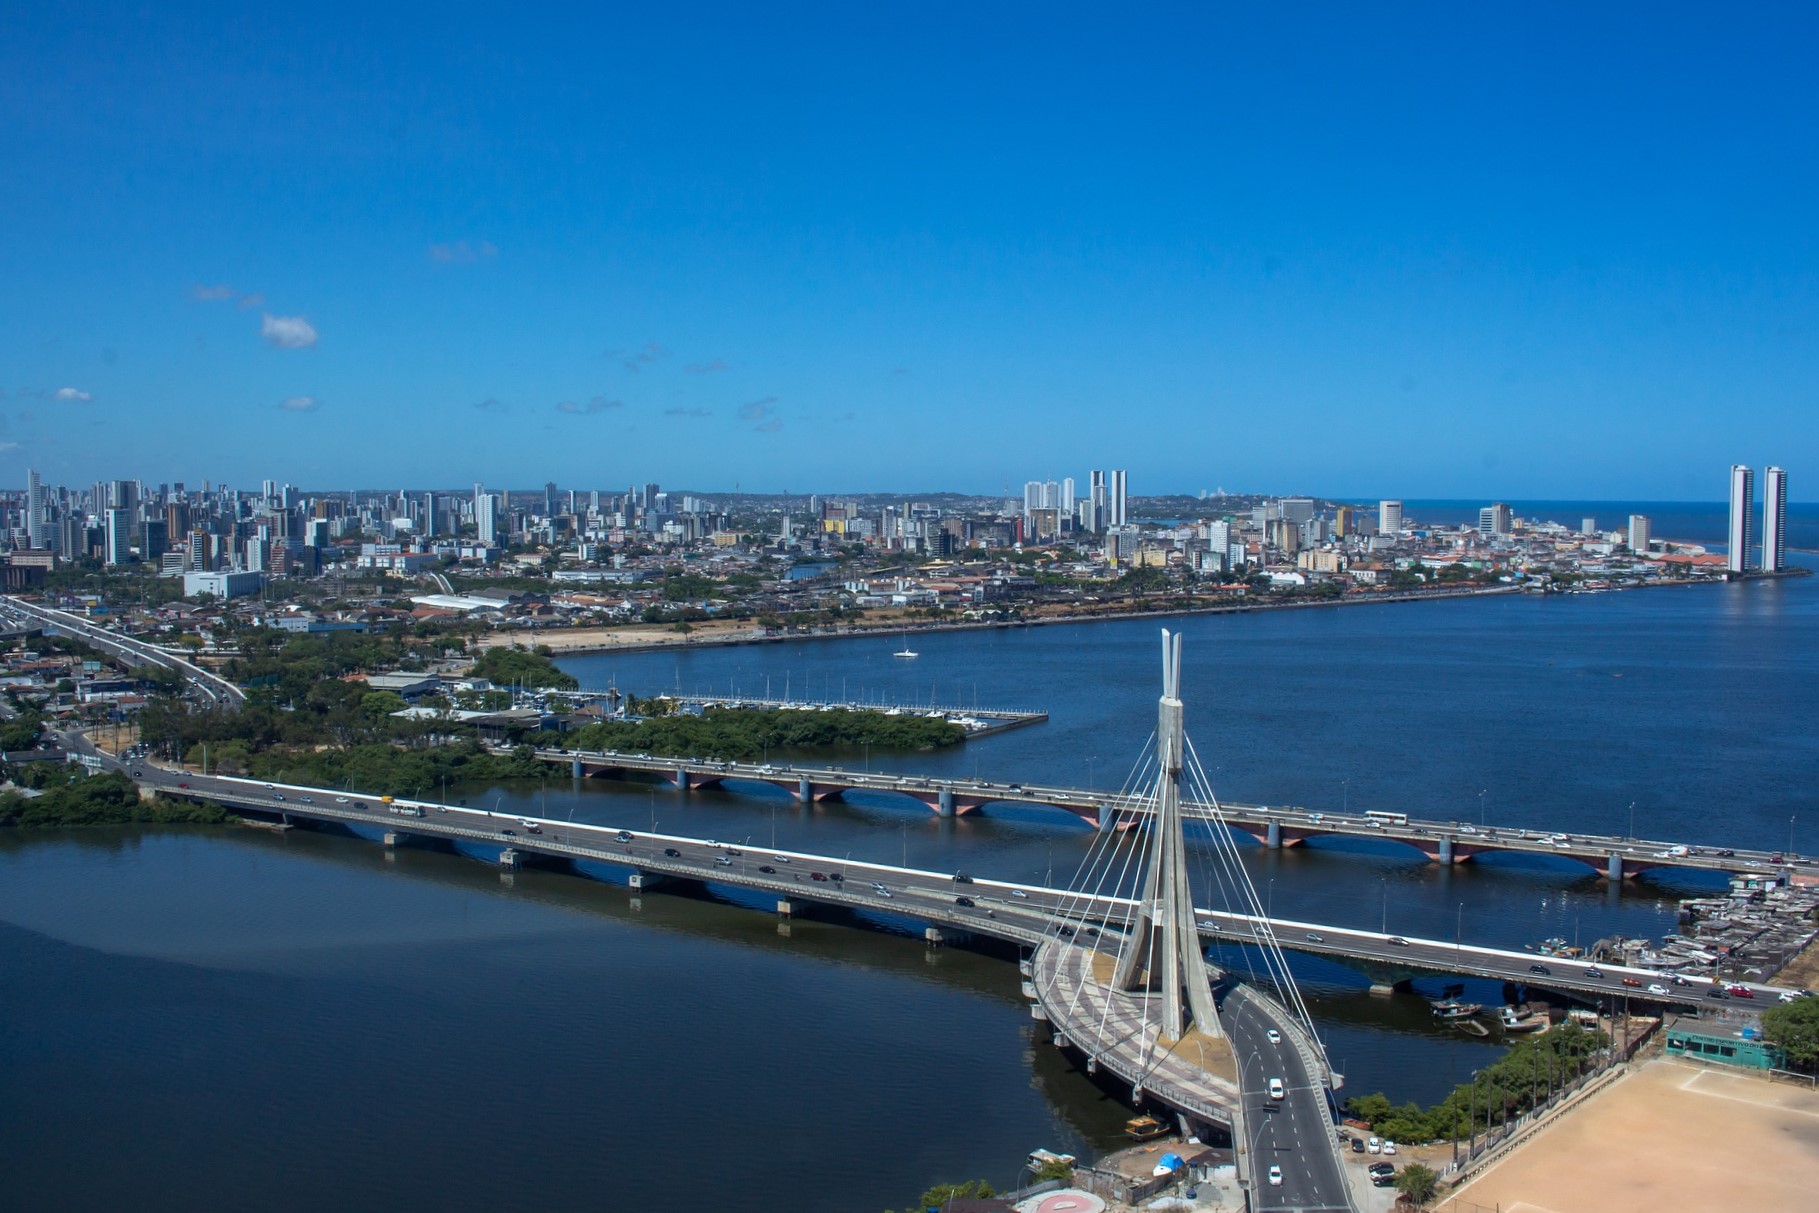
478 568 1808 658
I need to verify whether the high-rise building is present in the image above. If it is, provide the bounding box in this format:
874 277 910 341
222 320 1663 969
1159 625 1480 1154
1728 464 1755 573
1581 517 1597 536
25 468 45 550
103 508 132 566
1478 503 1511 537
1280 497 1315 525
1628 514 1651 553
1334 505 1355 537
1763 466 1788 573
1109 469 1129 528
1088 470 1107 533
476 493 498 545
1379 500 1403 536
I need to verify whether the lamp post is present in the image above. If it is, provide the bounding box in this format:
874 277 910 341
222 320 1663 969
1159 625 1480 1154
1628 800 1636 841
1342 777 1350 815
1086 755 1097 792
1457 901 1464 964
1380 877 1389 934
1790 814 1798 858
1478 788 1487 827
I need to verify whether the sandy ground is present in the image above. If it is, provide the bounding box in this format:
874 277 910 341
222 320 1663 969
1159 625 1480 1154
1444 1057 1819 1213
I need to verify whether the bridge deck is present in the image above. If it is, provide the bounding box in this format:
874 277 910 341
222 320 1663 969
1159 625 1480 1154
1033 940 1242 1128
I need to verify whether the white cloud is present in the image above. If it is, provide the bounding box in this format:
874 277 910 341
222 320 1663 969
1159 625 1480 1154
429 240 498 264
261 313 319 349
190 283 236 302
0 442 19 454
279 395 320 412
556 396 623 415
53 387 93 402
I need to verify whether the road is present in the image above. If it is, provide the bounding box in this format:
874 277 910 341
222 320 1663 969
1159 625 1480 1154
127 766 1809 1006
541 747 1818 882
1227 989 1353 1212
0 595 244 707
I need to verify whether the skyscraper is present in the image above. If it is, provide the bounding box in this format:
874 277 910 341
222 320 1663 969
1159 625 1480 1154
104 508 132 566
1763 466 1788 573
1478 503 1511 536
1109 469 1128 527
1379 500 1403 536
25 468 45 550
1728 464 1754 573
476 493 498 545
1088 470 1107 534
1628 514 1651 553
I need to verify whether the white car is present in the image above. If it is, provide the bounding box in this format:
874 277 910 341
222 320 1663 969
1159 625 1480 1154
1265 1029 1282 1045
1647 983 1669 996
1010 889 1029 899
1267 1165 1283 1187
1382 1141 1398 1155
334 796 348 803
1268 1077 1285 1100
1367 1137 1382 1153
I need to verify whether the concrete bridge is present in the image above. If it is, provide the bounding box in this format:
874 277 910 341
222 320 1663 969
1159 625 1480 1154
135 767 1801 1008
0 594 245 707
534 746 1813 884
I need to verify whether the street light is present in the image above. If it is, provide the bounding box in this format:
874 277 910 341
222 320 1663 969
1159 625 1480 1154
1628 800 1636 841
1267 878 1275 924
1791 813 1798 857
1478 788 1487 827
1456 901 1464 964
1380 877 1389 934
1342 777 1350 815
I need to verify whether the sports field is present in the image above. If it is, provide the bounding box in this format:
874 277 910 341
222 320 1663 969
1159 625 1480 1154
1444 1058 1819 1213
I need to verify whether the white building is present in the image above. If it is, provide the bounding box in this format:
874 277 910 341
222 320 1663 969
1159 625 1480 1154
184 570 265 600
476 493 499 545
1628 514 1651 553
104 508 132 566
1763 466 1788 572
1109 469 1129 527
1728 464 1754 573
1379 500 1403 537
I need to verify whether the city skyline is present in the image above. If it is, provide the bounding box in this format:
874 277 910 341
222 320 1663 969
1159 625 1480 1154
4 6 1818 495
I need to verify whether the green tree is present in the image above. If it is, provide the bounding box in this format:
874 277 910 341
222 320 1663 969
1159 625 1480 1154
1761 997 1819 1070
1394 1162 1439 1206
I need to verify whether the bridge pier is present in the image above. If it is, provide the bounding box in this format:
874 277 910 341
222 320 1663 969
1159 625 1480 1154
1266 820 1282 849
938 788 956 817
798 775 812 804
383 831 403 848
674 765 690 789
571 757 583 778
498 848 522 869
1439 837 1454 864
1607 851 1624 881
776 898 796 917
1097 805 1115 832
628 870 665 890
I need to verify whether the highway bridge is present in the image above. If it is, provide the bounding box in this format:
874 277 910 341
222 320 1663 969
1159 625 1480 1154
135 767 1803 1008
536 746 1816 884
0 595 245 707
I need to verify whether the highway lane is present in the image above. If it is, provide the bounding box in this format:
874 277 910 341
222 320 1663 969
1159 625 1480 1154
1228 990 1352 1213
0 595 244 707
540 747 1818 882
132 767 1809 1006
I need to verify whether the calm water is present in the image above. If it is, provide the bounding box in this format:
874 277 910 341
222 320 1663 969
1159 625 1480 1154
3 556 1815 1210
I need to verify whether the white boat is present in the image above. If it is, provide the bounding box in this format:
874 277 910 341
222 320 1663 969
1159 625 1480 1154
893 633 918 659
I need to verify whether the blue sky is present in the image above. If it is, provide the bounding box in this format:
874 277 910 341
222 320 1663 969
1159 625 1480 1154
2 3 1815 499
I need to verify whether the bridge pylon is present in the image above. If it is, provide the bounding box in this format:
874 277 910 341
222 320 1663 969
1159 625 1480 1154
1109 629 1224 1041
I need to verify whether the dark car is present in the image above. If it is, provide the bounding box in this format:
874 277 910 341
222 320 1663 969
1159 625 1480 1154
131 769 142 777
955 896 975 907
353 800 367 809
1058 926 1076 938
828 873 844 882
1387 936 1410 947
1716 848 1735 857
1705 985 1728 999
177 782 190 789
953 873 974 884
616 830 634 843
663 847 681 857
500 829 516 837
759 865 777 874
1529 964 1551 976
1349 1138 1365 1153
811 872 828 882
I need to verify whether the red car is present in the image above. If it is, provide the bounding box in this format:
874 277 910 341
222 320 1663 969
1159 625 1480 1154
1621 977 1642 988
1726 984 1755 998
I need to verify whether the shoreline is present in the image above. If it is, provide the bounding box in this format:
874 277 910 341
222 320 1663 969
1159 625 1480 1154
481 569 1806 658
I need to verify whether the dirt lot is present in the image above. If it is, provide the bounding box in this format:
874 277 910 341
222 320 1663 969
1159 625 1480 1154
1445 1057 1819 1213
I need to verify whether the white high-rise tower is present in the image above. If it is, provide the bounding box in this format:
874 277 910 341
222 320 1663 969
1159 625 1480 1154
25 468 45 550
1728 464 1755 573
1763 466 1788 573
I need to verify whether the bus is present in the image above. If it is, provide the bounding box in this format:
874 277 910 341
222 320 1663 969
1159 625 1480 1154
1364 810 1409 827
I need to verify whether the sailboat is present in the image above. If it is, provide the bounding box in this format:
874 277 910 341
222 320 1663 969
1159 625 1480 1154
893 629 918 659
